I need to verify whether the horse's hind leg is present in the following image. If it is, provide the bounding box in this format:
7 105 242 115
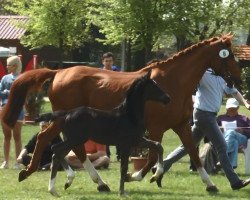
174 123 218 192
19 121 62 182
73 145 111 192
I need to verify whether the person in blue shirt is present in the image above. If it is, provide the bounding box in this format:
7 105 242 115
0 56 24 169
101 52 120 71
153 69 250 190
101 52 121 160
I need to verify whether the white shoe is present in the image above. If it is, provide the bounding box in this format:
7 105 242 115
0 161 9 169
13 163 21 170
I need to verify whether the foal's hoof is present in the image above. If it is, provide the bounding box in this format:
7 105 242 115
125 172 132 182
206 185 219 193
119 191 129 197
150 176 157 183
97 184 111 192
49 188 60 197
19 170 28 182
65 183 70 190
155 174 163 188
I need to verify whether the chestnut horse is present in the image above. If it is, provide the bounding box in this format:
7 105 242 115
2 34 241 192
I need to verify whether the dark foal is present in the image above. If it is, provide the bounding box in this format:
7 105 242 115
36 70 170 196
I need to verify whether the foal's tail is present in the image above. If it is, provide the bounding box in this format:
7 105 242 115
1 68 59 128
35 110 68 123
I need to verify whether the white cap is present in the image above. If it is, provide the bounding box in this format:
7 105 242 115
226 98 239 109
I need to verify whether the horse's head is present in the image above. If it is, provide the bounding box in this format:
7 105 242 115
210 33 242 88
143 70 171 105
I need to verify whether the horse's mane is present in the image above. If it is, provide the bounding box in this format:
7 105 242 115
147 34 232 69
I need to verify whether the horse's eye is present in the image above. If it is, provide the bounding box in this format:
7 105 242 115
234 55 239 62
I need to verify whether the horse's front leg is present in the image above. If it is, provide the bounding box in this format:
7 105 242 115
119 150 130 196
174 123 218 192
73 146 111 192
19 121 61 182
129 137 164 183
127 130 164 183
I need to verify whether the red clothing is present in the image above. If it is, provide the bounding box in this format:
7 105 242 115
84 140 106 154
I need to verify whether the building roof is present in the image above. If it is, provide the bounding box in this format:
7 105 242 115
0 15 28 40
234 45 250 61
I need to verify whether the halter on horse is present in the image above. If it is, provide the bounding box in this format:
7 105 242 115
1 33 241 192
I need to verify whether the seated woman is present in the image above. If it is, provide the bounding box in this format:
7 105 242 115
17 122 62 170
217 98 250 169
66 140 110 169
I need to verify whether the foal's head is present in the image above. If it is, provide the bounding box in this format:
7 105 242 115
125 70 170 119
209 33 242 88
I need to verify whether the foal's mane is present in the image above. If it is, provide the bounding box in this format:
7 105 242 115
147 34 232 69
117 72 149 118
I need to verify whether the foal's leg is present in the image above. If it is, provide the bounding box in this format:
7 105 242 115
73 146 111 192
119 149 130 196
128 137 164 183
61 158 75 190
49 154 62 197
173 123 218 192
19 121 61 182
49 142 75 196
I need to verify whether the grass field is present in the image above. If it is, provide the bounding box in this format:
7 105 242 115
0 103 249 199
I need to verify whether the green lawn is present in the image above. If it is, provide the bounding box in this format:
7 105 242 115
0 104 249 199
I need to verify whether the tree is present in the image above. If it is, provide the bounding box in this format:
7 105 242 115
87 0 250 69
3 0 249 69
87 0 170 69
4 0 91 65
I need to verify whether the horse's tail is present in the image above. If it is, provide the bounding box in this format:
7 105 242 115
1 68 59 128
35 110 68 123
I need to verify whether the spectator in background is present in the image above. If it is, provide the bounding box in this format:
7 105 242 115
101 52 120 71
101 52 121 160
0 56 23 169
217 98 250 169
17 121 62 170
66 140 110 169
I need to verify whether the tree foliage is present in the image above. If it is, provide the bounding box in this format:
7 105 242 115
3 0 250 66
87 0 250 52
4 0 91 54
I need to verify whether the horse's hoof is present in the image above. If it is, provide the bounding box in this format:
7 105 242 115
65 183 70 190
156 174 163 188
19 170 28 182
97 184 111 192
150 176 156 183
49 189 60 197
125 172 132 182
206 185 219 193
119 191 129 197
